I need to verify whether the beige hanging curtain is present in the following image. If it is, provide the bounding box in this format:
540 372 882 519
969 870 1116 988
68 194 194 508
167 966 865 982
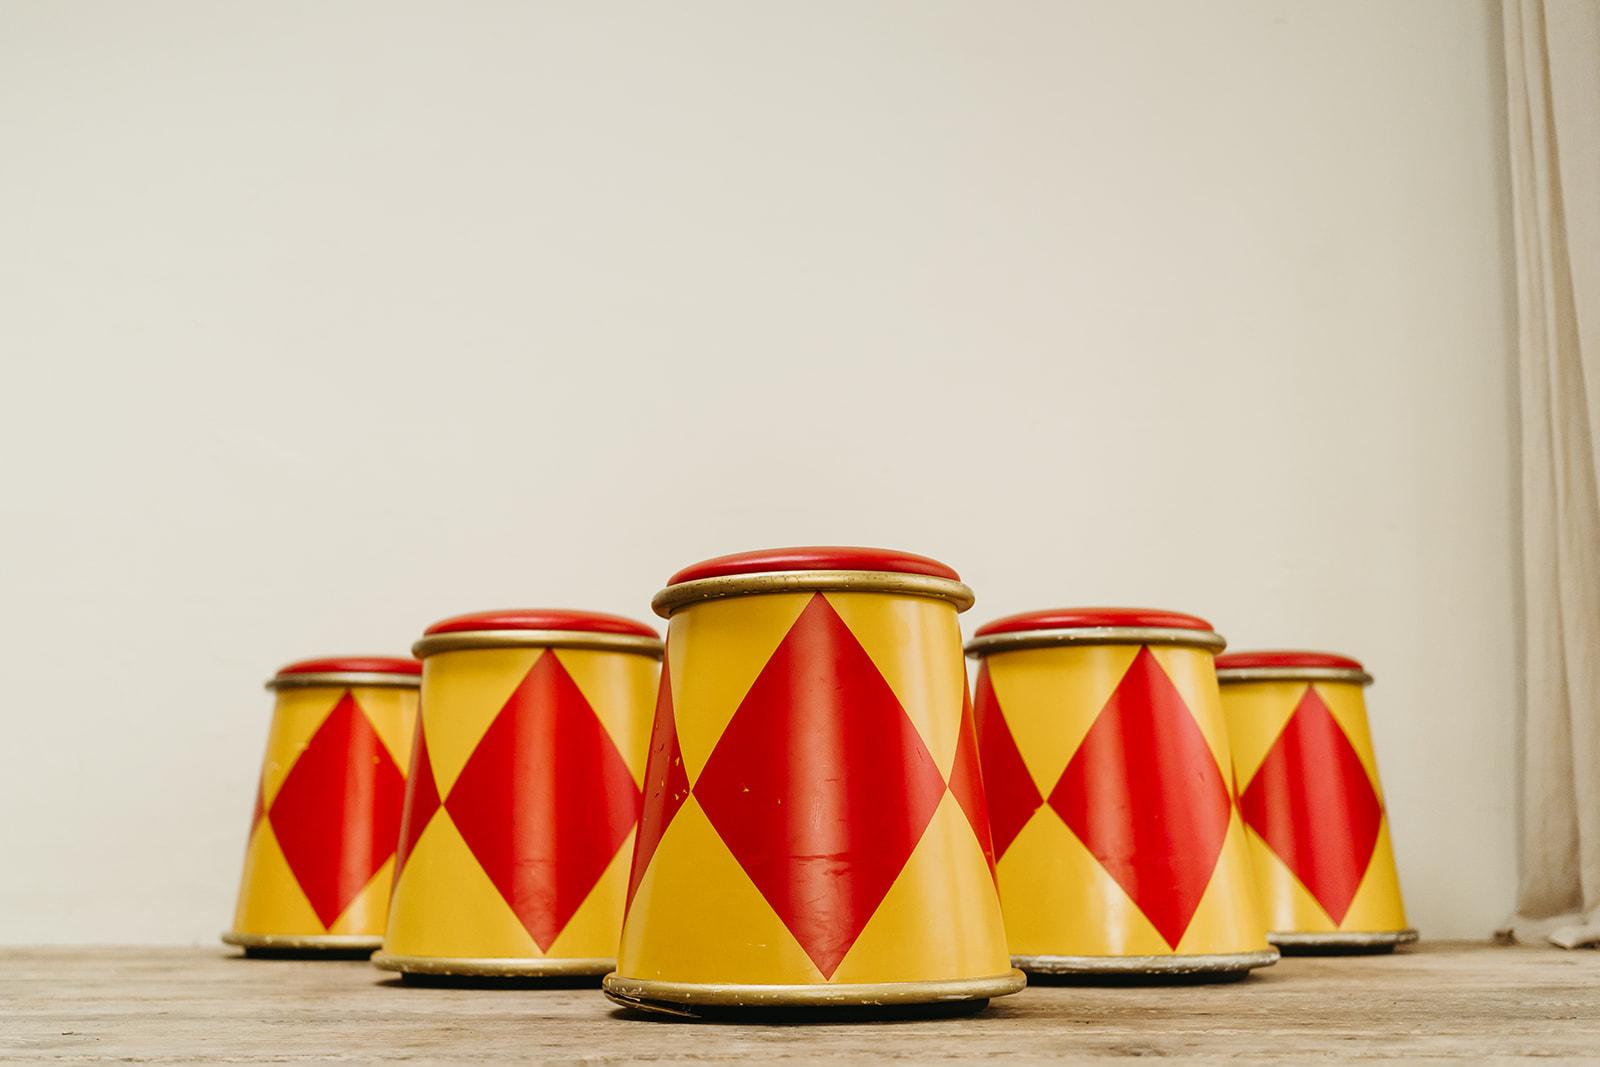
1501 0 1600 949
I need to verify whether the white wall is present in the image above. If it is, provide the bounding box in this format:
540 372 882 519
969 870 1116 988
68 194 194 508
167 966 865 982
0 0 1517 943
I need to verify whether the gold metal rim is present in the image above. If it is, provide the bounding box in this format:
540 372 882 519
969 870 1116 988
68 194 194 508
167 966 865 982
265 672 420 692
966 626 1227 657
221 931 382 951
412 629 663 660
1270 929 1418 948
1013 949 1278 975
1217 667 1373 686
372 952 613 977
652 570 976 618
601 969 1024 1011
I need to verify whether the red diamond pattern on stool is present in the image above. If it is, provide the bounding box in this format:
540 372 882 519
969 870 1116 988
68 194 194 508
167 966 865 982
972 664 1043 862
947 683 997 877
393 722 439 882
693 593 947 979
1238 685 1383 925
627 659 691 908
248 778 265 833
1047 648 1231 950
444 651 643 952
268 691 406 929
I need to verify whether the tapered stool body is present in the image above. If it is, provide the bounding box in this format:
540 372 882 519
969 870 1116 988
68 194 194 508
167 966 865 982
967 609 1276 977
225 656 421 955
1216 651 1415 953
605 547 1023 1016
375 609 662 978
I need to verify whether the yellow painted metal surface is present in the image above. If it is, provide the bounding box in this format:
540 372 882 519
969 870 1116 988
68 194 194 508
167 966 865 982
1221 679 1409 936
980 644 1271 963
614 590 1012 991
229 685 417 942
380 646 656 965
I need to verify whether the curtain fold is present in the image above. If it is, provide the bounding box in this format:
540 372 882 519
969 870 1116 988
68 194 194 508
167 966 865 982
1501 0 1600 949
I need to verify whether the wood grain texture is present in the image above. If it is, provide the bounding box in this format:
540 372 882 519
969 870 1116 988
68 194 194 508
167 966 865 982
2 942 1596 1062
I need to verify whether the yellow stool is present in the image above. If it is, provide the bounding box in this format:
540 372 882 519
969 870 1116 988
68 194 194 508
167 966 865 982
224 656 420 955
1216 650 1415 953
375 609 662 978
967 609 1275 977
606 547 1023 1015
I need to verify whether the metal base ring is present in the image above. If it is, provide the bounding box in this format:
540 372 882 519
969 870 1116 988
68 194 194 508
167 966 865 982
601 970 1026 1018
221 931 381 954
1270 929 1418 954
1014 949 1280 976
372 952 613 978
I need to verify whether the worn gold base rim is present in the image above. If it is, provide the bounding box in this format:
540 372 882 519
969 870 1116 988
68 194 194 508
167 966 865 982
1217 667 1373 686
1013 949 1279 975
1271 929 1418 949
652 570 975 618
602 970 1024 1015
265 672 420 691
412 629 663 660
966 626 1226 657
372 952 613 977
221 931 381 952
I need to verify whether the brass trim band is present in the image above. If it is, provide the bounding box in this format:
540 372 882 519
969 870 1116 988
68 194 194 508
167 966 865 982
601 969 1024 1013
372 952 614 977
265 672 422 692
965 626 1227 657
221 931 382 951
1216 667 1373 686
412 629 664 660
1012 949 1278 975
1270 929 1417 948
652 570 976 618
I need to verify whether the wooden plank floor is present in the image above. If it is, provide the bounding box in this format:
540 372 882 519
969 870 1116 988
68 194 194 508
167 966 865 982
3 942 1596 1062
